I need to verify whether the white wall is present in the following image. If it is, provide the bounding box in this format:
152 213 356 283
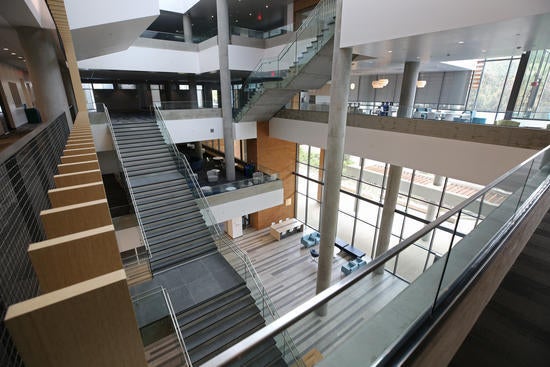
91 124 114 151
341 0 550 48
165 118 257 143
159 0 199 14
270 117 536 185
206 188 284 224
78 41 285 73
65 0 159 29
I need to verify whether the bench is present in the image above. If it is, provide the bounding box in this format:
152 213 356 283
270 218 304 240
334 237 365 259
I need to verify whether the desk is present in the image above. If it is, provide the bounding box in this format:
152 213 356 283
270 218 304 240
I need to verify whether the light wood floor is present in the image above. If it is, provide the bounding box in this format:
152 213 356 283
234 228 408 360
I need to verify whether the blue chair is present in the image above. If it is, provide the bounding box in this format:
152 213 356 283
341 261 358 275
301 234 316 248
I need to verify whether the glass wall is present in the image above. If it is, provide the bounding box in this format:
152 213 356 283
295 144 492 282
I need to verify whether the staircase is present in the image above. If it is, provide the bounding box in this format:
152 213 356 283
177 283 285 366
111 119 217 274
234 0 336 122
109 115 289 366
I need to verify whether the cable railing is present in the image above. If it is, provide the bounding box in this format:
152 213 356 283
102 104 153 269
132 286 193 367
201 145 550 366
154 106 304 366
233 0 336 121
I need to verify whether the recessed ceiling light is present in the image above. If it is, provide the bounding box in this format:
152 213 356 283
2 48 8 51
17 56 23 59
481 49 487 53
211 15 214 18
416 56 420 59
458 41 464 44
235 19 238 23
388 50 392 53
249 12 252 16
265 4 269 8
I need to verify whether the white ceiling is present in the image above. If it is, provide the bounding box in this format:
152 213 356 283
351 12 550 75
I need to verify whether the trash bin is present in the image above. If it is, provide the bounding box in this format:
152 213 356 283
244 163 255 178
24 107 42 124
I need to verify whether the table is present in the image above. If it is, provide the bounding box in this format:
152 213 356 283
269 218 304 240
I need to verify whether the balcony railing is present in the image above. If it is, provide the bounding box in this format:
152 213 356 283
201 145 550 366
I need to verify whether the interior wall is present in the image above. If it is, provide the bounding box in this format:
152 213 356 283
249 121 297 229
0 62 31 129
93 89 140 112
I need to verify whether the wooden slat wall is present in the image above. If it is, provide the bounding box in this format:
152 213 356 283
4 84 147 364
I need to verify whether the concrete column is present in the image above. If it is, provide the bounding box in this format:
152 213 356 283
216 0 236 181
422 174 443 242
183 14 193 43
373 61 419 274
397 61 420 118
374 164 403 275
17 27 69 124
193 141 203 159
315 0 353 316
189 77 199 109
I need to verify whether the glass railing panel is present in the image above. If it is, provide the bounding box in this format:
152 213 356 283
141 30 186 43
201 145 550 366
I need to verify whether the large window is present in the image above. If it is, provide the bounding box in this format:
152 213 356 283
295 144 491 282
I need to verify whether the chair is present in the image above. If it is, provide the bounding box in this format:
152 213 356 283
301 234 316 248
310 249 320 263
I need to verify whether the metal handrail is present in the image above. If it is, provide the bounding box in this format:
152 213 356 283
103 104 152 265
154 106 303 365
201 145 550 366
161 288 193 367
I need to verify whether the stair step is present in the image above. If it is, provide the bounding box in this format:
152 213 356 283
117 138 165 148
133 178 187 194
124 156 175 167
140 207 202 227
149 229 212 254
121 149 172 159
139 197 197 214
190 313 265 365
120 144 168 154
129 171 184 188
227 339 278 367
248 345 285 367
148 223 208 246
146 217 205 239
127 165 176 176
181 295 257 339
114 131 163 140
150 242 217 272
123 153 174 164
136 190 193 206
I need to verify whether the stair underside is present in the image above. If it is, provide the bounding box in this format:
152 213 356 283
237 36 334 122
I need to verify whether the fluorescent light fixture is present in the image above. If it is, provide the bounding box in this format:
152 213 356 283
350 82 356 90
416 80 427 88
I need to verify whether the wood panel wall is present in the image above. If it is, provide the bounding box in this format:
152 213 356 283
5 270 146 367
28 225 122 292
4 110 147 366
249 121 297 229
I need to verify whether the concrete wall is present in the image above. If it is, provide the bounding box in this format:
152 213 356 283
270 116 537 185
